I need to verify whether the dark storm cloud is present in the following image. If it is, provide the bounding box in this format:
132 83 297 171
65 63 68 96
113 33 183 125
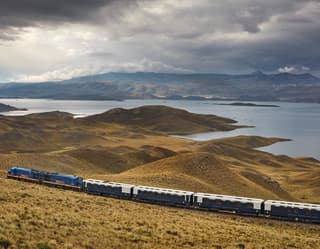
1 0 320 81
0 0 136 39
115 0 314 38
104 0 319 75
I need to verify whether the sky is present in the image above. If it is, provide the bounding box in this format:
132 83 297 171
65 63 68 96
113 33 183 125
0 0 320 82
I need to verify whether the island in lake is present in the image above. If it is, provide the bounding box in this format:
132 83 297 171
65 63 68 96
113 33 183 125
0 103 27 112
216 102 280 107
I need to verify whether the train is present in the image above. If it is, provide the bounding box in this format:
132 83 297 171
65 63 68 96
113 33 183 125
7 166 83 191
7 166 320 223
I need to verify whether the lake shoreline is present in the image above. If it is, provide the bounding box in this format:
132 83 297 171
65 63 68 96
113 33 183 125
214 102 280 107
0 98 318 159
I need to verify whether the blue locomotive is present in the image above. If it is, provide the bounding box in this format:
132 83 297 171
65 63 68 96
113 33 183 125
7 166 83 191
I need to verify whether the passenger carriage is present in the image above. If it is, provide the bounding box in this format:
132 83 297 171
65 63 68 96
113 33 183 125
133 186 194 206
193 193 264 214
264 200 320 222
83 179 135 198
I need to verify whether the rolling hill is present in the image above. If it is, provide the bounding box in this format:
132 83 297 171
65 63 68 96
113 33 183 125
1 105 320 248
85 105 243 135
0 106 319 203
108 152 292 200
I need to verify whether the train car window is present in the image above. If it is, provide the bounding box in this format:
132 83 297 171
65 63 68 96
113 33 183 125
202 198 209 204
233 202 239 207
246 203 253 209
272 206 286 213
303 209 310 215
282 207 288 213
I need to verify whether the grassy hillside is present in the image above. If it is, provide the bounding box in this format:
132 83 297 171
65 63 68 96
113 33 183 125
107 152 291 200
1 105 320 248
1 174 319 249
85 105 244 135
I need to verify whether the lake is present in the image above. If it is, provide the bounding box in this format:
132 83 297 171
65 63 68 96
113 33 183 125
0 98 319 159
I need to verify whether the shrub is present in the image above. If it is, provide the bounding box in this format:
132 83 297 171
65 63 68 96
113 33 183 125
166 230 178 236
238 244 245 249
0 197 7 202
36 243 52 249
0 239 11 249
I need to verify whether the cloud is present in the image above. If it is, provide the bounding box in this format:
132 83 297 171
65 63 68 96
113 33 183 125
1 0 320 81
14 58 193 82
302 66 310 71
278 66 296 73
278 65 312 74
0 0 137 39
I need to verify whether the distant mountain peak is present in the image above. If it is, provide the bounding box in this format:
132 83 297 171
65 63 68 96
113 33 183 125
273 72 319 79
251 70 265 76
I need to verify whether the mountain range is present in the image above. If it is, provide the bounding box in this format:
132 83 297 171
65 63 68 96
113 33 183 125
1 71 320 102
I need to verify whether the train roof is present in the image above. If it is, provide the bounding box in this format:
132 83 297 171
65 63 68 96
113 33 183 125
84 179 135 188
264 200 320 210
54 173 82 180
134 185 194 196
194 192 264 203
10 166 30 171
9 166 81 180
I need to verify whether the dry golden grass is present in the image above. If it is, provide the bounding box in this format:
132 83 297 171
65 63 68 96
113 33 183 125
105 152 288 200
85 105 244 135
1 106 320 248
1 174 319 249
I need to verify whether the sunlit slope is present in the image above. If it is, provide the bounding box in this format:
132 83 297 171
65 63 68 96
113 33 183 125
1 174 319 249
85 105 244 135
1 105 320 249
107 152 292 200
64 145 177 173
0 106 243 153
0 106 319 204
195 136 320 202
